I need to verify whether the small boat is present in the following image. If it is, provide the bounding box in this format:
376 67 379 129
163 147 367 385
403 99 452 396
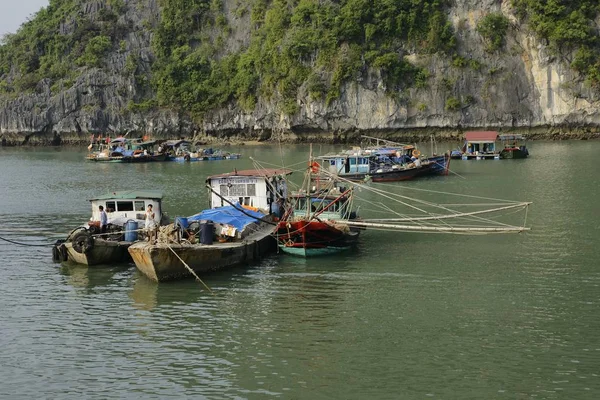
318 147 450 182
86 138 167 162
86 137 141 162
275 172 360 256
128 169 291 282
52 190 165 266
161 140 241 162
499 134 529 159
121 140 168 162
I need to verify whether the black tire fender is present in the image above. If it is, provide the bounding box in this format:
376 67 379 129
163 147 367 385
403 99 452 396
71 231 94 254
52 246 61 263
59 244 69 262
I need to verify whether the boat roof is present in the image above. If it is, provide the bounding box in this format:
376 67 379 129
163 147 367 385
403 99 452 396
207 169 292 180
163 139 191 146
464 131 498 142
498 134 525 140
89 190 164 201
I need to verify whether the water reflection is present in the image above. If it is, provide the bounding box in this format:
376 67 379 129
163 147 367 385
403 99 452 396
59 263 131 290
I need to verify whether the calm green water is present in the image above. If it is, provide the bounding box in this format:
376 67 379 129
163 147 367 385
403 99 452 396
1 141 599 399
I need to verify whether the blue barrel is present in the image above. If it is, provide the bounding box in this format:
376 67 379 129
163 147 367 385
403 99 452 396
200 220 214 245
124 220 138 242
175 217 189 229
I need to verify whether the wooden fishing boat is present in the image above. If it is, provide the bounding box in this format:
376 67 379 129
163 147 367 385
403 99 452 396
274 161 361 256
318 149 450 182
53 191 165 266
275 190 360 256
128 169 291 282
499 134 529 159
161 140 241 162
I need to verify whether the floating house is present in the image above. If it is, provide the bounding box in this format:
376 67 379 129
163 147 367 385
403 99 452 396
461 131 500 160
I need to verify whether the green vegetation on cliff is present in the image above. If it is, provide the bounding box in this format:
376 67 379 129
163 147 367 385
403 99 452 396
151 0 456 115
512 0 600 87
0 0 127 94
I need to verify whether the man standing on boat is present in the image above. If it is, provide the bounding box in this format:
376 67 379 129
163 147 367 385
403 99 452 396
145 204 157 243
99 205 108 235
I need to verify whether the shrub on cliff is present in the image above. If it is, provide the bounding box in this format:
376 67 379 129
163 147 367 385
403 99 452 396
477 13 510 52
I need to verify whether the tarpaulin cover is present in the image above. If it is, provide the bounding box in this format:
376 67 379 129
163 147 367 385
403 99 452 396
185 204 265 231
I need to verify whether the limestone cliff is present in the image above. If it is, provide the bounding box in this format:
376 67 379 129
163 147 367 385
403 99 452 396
1 0 599 145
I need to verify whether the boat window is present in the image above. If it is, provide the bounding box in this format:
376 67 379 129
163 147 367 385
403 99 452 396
229 184 246 197
117 201 134 211
294 198 305 212
135 201 145 211
106 201 116 213
247 184 256 197
349 158 357 165
219 184 229 196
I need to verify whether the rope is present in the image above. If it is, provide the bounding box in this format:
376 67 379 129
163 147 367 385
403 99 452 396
0 235 52 247
166 244 214 295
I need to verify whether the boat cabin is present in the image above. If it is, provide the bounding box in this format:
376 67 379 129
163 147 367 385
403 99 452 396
161 139 192 155
89 190 163 226
499 134 524 148
206 169 292 214
289 189 353 221
319 153 372 176
462 131 500 160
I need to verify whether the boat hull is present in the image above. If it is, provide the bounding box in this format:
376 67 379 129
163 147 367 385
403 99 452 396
500 148 529 159
460 153 500 160
64 239 132 266
275 220 359 257
170 154 242 162
128 226 275 282
333 154 450 182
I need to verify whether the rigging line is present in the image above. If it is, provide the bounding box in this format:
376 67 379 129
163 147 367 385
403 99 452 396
359 203 531 223
366 200 436 228
251 155 310 170
365 180 523 204
352 180 462 217
249 157 308 174
0 235 52 247
351 178 526 227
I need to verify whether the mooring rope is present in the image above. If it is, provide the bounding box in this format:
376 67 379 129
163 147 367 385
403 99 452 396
0 235 52 247
166 244 214 295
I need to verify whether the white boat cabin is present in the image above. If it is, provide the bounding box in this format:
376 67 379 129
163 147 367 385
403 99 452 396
89 190 163 226
319 154 372 176
206 169 292 213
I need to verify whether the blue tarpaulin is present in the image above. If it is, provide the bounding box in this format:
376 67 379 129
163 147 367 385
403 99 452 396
184 204 265 231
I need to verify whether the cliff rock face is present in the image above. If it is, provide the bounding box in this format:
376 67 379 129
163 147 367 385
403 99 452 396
1 0 599 145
